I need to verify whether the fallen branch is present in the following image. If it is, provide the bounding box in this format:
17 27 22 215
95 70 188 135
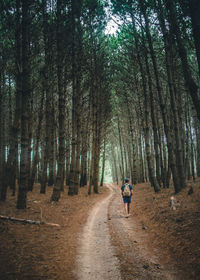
0 215 60 227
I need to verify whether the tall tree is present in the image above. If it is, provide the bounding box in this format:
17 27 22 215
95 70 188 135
17 0 31 209
51 0 66 201
165 0 200 121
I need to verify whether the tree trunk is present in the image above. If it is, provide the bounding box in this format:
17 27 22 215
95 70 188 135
80 105 90 187
188 0 200 77
51 0 65 201
129 8 160 192
40 0 51 194
147 0 182 192
68 0 83 195
92 91 99 194
65 116 71 186
17 0 31 209
80 132 88 187
48 104 55 186
188 111 196 181
88 132 95 195
6 0 21 197
29 93 44 191
124 91 137 183
0 73 6 201
117 115 125 180
159 127 168 188
194 121 200 177
165 0 200 121
100 136 106 186
111 144 119 184
143 89 160 192
138 133 145 183
169 62 186 189
141 32 161 187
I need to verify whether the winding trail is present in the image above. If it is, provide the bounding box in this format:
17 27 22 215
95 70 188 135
75 184 122 280
75 184 182 280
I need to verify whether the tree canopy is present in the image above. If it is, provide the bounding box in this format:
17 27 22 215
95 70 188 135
0 0 199 208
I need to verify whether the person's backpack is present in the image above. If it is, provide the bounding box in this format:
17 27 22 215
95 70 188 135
123 183 131 197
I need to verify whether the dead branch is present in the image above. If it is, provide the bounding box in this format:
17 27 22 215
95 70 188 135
0 215 60 227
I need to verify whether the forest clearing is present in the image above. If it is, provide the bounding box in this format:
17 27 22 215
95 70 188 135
0 0 200 279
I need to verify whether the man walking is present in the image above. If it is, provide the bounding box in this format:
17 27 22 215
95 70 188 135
121 178 134 218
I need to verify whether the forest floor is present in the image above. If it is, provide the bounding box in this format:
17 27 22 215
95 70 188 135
0 179 200 280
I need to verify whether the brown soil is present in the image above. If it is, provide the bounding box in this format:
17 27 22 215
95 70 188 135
75 184 121 280
0 184 108 280
132 180 200 279
0 180 200 280
108 181 200 280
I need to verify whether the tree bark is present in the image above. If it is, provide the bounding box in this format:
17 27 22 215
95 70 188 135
51 0 65 201
124 91 137 183
129 6 160 192
40 0 51 194
165 0 200 121
141 30 161 187
65 113 71 186
188 0 200 78
6 0 21 197
17 0 31 209
194 121 200 177
68 0 83 195
48 104 55 186
29 93 45 191
156 0 186 191
117 115 125 180
100 136 106 186
0 73 7 201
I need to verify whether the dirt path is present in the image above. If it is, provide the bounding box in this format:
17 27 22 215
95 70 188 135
75 184 122 280
1 182 198 279
76 184 182 280
108 184 183 280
